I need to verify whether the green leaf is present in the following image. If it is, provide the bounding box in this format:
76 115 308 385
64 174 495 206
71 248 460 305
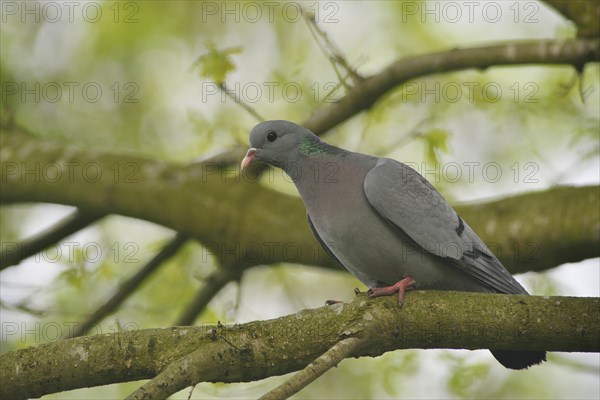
191 43 242 84
59 266 84 290
98 261 116 280
423 128 450 164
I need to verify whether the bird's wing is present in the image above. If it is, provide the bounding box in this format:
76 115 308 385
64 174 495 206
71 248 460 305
307 213 344 267
363 158 526 294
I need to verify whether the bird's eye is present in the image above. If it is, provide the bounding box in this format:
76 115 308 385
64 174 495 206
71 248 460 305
266 131 277 142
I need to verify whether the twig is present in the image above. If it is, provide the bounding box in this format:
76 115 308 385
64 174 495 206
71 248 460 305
66 232 189 338
0 210 104 271
175 267 242 326
125 344 220 400
0 300 47 317
218 82 265 122
302 7 363 87
259 337 363 400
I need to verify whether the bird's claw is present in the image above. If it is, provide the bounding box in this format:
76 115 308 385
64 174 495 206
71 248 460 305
367 276 416 305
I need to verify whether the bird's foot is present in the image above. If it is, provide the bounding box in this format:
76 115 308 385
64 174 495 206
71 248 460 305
367 276 416 306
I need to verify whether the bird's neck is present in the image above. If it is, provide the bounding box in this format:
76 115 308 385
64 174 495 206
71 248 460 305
283 140 345 182
298 136 344 158
287 149 370 217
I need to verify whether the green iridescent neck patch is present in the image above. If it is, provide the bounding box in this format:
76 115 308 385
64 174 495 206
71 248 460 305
299 137 340 156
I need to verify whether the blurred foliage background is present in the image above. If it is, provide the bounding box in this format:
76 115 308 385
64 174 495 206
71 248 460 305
1 1 599 398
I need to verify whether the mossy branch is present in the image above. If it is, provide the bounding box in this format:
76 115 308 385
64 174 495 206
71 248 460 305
1 292 597 399
543 0 599 38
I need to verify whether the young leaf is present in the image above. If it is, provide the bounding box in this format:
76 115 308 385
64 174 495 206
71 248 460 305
423 128 450 164
191 43 242 84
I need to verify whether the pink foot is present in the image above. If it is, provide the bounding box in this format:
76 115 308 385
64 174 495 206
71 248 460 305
367 276 416 305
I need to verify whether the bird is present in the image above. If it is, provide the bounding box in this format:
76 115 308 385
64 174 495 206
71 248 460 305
241 120 546 370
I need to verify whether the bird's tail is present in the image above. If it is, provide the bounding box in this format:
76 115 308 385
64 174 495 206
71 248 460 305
490 350 547 370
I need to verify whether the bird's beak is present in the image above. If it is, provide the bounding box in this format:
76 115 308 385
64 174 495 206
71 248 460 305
241 148 258 170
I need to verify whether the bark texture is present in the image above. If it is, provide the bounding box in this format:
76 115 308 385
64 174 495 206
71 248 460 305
1 292 598 399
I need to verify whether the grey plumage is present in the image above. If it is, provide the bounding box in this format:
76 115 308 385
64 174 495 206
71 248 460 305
241 120 546 370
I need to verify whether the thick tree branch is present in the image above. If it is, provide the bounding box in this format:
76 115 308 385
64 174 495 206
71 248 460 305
1 292 597 400
1 132 598 275
454 186 600 273
303 38 599 135
544 0 600 38
182 38 600 165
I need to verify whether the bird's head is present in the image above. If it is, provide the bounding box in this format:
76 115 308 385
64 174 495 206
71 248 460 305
241 120 318 171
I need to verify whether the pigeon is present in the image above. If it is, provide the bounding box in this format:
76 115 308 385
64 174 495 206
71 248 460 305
241 120 546 370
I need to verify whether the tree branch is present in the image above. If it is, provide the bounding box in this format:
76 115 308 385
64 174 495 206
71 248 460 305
65 233 189 338
1 131 598 274
1 292 597 400
303 38 599 135
175 267 242 326
543 0 600 38
453 185 600 273
258 337 363 400
197 38 600 166
218 82 265 122
0 209 104 271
